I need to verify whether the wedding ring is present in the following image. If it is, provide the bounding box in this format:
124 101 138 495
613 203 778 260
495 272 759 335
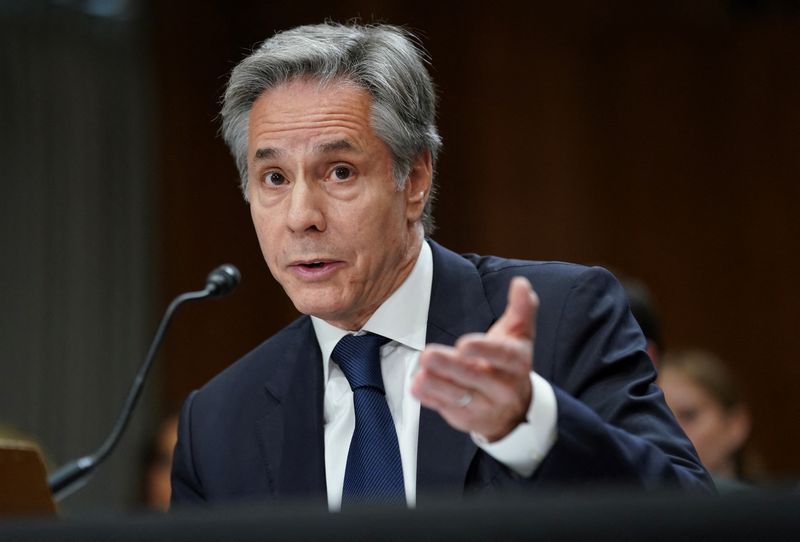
456 391 473 407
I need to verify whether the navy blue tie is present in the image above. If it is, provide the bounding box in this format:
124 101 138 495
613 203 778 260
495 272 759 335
332 333 406 506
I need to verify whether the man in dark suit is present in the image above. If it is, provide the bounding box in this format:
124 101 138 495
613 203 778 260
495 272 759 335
171 22 711 509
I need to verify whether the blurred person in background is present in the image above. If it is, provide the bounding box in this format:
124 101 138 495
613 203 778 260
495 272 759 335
620 276 663 368
658 349 757 493
140 414 179 512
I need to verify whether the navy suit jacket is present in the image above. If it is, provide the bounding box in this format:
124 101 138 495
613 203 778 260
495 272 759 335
171 241 711 506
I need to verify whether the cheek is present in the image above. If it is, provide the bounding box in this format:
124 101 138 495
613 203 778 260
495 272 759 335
690 414 726 449
251 209 278 249
358 221 403 268
679 420 703 446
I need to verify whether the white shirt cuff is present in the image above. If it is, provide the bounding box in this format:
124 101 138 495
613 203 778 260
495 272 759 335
470 372 558 477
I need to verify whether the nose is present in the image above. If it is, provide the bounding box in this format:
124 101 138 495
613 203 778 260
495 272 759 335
286 178 326 233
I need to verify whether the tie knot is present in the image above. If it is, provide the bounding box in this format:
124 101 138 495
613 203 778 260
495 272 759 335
332 333 390 392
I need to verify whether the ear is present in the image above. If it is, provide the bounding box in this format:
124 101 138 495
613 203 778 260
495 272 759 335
404 150 433 223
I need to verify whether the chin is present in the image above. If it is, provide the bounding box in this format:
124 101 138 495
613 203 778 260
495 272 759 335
290 295 344 321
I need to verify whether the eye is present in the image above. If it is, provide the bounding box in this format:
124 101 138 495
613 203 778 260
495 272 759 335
331 165 354 182
264 171 287 186
677 408 699 425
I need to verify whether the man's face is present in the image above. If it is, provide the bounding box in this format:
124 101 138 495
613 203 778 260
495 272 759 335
246 78 430 330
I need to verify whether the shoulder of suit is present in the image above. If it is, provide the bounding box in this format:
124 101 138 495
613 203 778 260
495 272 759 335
193 315 312 397
456 251 623 313
458 252 595 283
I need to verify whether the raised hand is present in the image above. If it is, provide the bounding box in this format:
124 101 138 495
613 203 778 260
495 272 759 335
411 276 540 441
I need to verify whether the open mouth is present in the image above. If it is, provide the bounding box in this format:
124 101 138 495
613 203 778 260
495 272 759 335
290 257 343 276
289 259 342 280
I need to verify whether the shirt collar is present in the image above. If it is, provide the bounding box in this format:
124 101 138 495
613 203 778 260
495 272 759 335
312 240 433 380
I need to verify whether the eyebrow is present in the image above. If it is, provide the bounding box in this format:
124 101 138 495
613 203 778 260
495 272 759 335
252 139 358 162
314 139 356 154
253 147 281 161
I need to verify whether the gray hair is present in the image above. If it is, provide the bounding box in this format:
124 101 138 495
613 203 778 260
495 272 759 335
221 22 442 234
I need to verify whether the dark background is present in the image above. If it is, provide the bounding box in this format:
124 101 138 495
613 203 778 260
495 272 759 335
2 0 798 512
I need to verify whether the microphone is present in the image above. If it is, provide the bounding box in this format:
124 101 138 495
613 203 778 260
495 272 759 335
47 264 241 501
205 263 241 297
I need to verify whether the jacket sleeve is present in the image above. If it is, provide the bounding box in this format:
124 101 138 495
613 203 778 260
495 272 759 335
529 266 712 491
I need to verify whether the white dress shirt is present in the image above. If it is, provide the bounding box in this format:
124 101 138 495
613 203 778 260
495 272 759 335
312 241 558 511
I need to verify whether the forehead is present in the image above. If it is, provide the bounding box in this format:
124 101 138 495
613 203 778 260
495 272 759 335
247 79 376 154
661 368 711 404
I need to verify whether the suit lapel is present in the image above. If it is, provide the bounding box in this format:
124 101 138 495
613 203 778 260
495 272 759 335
255 318 327 502
417 241 497 502
252 243 497 503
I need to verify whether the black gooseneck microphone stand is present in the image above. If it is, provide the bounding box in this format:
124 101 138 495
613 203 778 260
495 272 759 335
48 264 241 501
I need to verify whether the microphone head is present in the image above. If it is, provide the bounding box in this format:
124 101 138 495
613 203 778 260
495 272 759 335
205 264 241 297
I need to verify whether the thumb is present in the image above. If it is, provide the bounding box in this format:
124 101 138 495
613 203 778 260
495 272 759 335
488 276 539 341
